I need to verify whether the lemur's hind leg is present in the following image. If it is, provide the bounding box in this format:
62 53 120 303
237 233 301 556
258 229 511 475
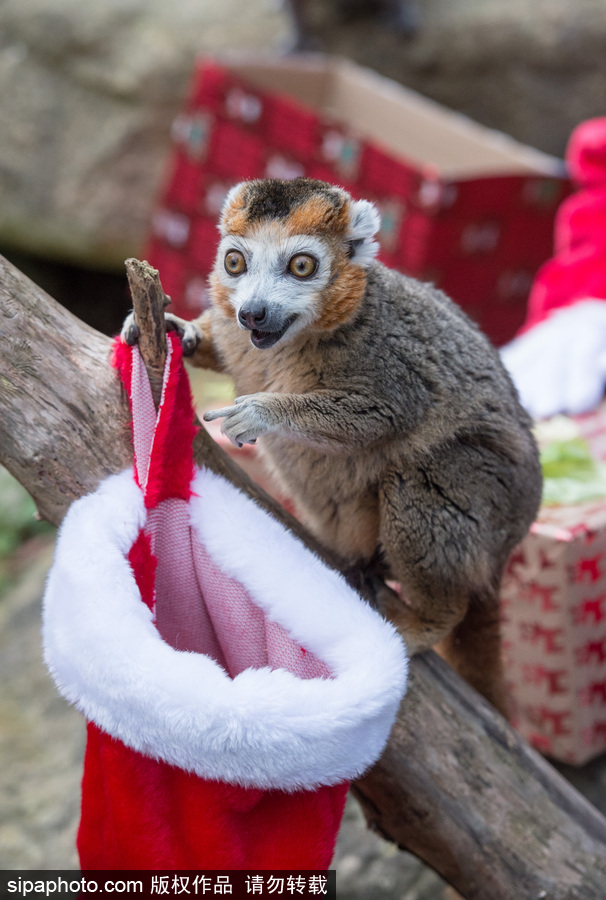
377 461 508 716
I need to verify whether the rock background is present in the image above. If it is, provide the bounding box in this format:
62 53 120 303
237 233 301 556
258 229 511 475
0 541 82 870
298 0 606 158
0 0 292 269
1 0 606 272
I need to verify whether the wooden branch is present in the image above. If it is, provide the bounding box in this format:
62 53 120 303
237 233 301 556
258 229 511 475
2 252 606 899
354 652 606 899
0 255 132 524
125 258 168 408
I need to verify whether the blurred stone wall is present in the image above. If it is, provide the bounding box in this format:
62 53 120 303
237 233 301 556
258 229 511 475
299 0 606 158
0 0 604 272
0 0 292 270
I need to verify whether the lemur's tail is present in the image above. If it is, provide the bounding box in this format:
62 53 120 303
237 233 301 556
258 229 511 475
435 586 509 719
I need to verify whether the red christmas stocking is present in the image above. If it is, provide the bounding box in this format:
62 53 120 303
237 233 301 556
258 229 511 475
43 332 407 870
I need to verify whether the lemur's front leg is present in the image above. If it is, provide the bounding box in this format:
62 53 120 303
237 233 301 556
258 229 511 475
121 310 224 373
202 391 401 449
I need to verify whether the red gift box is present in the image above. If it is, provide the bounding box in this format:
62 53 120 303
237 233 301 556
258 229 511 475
501 404 606 764
145 53 569 346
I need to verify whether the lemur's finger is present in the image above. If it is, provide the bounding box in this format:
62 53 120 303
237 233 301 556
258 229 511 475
219 423 244 448
181 332 199 356
223 429 256 448
121 313 140 345
224 423 258 445
202 406 237 422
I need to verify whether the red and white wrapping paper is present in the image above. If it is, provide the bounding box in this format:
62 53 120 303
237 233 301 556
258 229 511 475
502 403 606 764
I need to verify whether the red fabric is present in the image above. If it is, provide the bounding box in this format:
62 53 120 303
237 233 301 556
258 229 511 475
567 117 606 187
80 725 348 870
523 118 606 333
111 335 196 507
127 530 156 613
78 334 349 870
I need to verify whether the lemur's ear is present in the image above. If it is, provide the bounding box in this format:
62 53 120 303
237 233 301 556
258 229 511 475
218 182 248 235
346 199 381 267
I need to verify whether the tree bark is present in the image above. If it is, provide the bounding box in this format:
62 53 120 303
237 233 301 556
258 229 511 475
355 651 606 900
125 257 169 407
1 252 606 899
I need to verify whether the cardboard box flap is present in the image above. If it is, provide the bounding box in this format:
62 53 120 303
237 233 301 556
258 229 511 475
221 52 333 112
219 52 564 181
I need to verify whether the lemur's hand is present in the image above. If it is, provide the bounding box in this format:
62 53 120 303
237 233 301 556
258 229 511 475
203 393 276 448
120 312 202 357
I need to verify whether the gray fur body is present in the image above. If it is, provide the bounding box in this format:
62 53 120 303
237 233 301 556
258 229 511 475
125 177 542 712
203 262 541 692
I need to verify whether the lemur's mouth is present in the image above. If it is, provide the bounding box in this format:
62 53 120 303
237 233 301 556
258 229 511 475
250 315 298 349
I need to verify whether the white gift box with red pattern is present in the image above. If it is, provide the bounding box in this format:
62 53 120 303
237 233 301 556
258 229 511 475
501 404 606 764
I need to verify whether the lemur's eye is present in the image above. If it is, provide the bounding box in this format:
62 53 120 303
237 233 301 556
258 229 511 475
288 254 317 279
224 250 246 277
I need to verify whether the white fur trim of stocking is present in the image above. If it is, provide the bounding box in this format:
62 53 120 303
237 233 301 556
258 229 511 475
42 469 407 791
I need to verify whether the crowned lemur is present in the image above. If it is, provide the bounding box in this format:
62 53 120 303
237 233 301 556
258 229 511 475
123 177 542 715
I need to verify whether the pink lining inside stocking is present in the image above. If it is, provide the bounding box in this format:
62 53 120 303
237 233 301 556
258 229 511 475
129 341 330 681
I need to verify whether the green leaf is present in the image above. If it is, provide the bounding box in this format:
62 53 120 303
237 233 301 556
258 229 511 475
540 436 606 506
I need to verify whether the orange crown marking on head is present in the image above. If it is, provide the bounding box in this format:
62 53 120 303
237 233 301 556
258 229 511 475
284 195 350 237
215 185 367 330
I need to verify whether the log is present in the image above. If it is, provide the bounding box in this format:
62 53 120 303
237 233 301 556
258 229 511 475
0 253 131 525
1 252 606 899
355 652 606 899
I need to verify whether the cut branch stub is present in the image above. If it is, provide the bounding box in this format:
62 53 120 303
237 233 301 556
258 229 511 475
125 258 169 408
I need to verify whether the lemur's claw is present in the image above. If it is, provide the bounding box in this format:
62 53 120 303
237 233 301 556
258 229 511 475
120 312 140 346
181 334 198 356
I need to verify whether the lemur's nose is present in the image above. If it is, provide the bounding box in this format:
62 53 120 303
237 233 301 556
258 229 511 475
239 304 268 330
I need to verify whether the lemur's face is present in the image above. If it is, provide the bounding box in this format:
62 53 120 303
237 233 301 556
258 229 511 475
210 178 380 349
214 223 333 349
